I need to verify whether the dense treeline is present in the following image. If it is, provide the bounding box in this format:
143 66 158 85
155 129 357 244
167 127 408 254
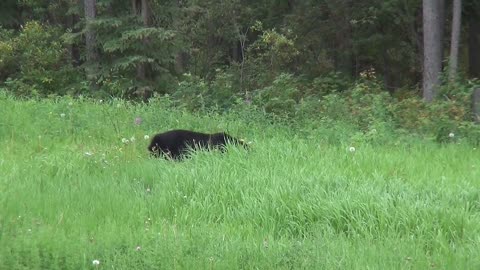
1 0 480 141
1 0 479 95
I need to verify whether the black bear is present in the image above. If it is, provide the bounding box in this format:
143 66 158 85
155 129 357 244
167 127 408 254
148 129 247 160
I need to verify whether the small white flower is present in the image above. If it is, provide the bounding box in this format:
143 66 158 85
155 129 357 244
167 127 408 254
84 152 93 157
449 132 455 138
146 188 151 192
121 138 129 144
348 146 356 153
144 135 150 140
60 113 66 118
92 259 100 266
27 229 32 232
130 136 135 142
99 99 103 103
136 246 141 251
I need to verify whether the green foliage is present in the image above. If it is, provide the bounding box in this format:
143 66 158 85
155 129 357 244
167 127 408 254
208 69 240 109
253 73 301 117
238 24 300 90
1 0 479 150
91 15 178 94
158 65 480 147
0 27 15 81
249 22 299 73
170 73 209 111
1 21 79 97
309 72 351 96
57 3 181 98
347 72 394 129
169 69 243 111
1 97 480 269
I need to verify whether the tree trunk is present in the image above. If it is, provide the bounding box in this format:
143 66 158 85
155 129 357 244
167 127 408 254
84 0 98 90
469 17 480 78
422 0 445 102
132 0 150 81
66 10 81 67
448 0 462 82
473 88 480 123
173 0 189 75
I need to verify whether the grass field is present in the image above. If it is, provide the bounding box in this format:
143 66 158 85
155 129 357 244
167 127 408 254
1 95 479 269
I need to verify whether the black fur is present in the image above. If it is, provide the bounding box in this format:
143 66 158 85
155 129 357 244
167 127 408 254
148 129 247 160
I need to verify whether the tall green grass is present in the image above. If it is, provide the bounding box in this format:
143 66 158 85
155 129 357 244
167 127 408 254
1 95 479 269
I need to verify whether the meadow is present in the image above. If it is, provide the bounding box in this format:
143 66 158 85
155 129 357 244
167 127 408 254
1 95 479 269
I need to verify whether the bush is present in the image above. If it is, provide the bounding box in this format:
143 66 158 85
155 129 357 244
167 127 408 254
170 73 209 111
208 69 241 110
253 73 301 118
309 72 351 96
1 21 80 97
0 27 16 81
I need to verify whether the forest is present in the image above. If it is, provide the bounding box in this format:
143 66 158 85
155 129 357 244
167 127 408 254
1 1 480 269
1 1 480 139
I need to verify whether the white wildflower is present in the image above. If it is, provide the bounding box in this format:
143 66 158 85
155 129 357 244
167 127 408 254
135 246 141 251
144 135 150 140
130 136 135 142
92 260 100 266
60 113 66 118
449 132 455 138
348 146 356 153
121 138 129 144
84 152 93 157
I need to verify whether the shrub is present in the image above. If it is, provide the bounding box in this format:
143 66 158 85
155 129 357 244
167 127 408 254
1 21 80 97
253 73 302 118
309 72 351 96
170 73 209 111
